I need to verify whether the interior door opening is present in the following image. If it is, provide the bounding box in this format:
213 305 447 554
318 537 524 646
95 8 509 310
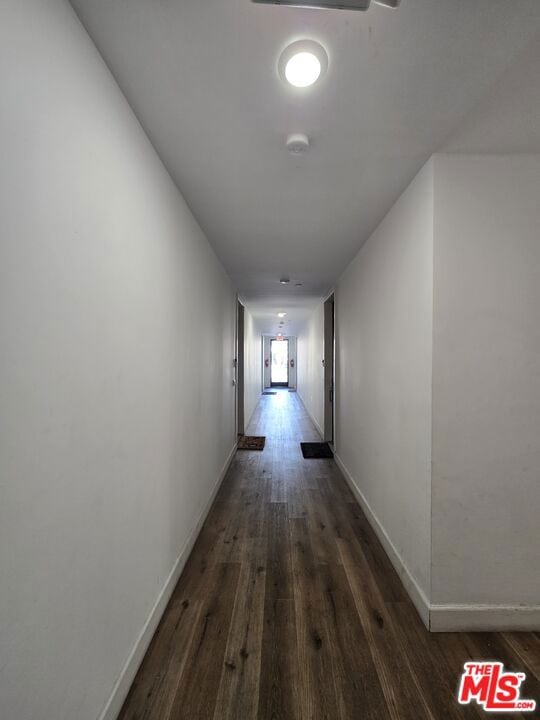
236 300 245 435
324 294 335 444
270 338 289 387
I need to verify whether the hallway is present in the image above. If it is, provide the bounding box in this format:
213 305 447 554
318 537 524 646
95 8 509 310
118 390 540 720
2 3 540 717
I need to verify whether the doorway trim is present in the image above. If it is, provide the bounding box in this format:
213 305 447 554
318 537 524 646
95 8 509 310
323 293 335 444
262 334 297 389
270 337 289 387
236 300 245 436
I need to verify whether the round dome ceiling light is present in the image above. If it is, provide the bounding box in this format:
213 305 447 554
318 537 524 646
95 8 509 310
278 40 328 89
286 52 320 87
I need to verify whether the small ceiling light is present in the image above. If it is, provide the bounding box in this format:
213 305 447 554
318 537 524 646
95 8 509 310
278 312 287 317
278 40 328 89
286 52 320 87
280 277 290 284
295 283 303 287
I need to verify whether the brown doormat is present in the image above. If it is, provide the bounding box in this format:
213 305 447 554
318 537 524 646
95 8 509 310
238 435 266 451
300 442 333 459
262 391 277 395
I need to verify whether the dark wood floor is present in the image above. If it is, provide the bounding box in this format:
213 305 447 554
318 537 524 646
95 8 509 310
119 389 540 720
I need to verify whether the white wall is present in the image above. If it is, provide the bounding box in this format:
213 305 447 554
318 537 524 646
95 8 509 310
0 2 236 719
335 160 434 612
331 154 540 630
243 309 261 428
297 305 325 437
431 155 540 612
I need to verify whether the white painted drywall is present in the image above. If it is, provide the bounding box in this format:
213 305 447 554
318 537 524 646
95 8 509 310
335 160 434 603
297 305 325 437
431 154 540 607
243 309 262 428
0 2 236 719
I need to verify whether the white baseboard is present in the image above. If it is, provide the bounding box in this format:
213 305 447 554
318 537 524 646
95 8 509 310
296 391 324 439
98 442 237 720
334 453 431 629
430 604 540 632
334 452 540 633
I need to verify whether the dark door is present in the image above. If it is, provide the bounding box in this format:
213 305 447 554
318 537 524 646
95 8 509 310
324 295 334 443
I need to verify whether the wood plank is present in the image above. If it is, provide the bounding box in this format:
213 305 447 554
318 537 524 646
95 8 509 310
317 561 389 719
168 562 241 720
290 517 341 719
213 547 266 720
388 601 482 720
117 594 202 720
304 487 340 565
316 475 405 602
257 598 299 719
265 502 293 601
338 537 434 720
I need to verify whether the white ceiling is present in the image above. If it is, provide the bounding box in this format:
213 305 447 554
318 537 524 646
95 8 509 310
69 0 540 335
442 31 540 155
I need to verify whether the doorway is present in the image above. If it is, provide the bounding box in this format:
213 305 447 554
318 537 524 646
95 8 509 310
236 301 245 435
270 338 289 387
323 294 334 443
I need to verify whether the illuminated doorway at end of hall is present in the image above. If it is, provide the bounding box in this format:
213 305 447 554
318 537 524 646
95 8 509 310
270 338 289 386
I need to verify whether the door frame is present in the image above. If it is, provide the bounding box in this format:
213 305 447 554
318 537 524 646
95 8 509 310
270 337 289 387
323 293 335 444
236 299 245 436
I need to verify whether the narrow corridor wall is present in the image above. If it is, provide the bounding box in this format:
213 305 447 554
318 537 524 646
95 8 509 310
430 154 540 628
334 160 434 620
0 2 236 718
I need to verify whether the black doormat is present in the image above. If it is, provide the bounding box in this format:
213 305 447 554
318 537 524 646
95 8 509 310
262 391 277 395
300 442 334 459
288 388 297 392
238 435 266 451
